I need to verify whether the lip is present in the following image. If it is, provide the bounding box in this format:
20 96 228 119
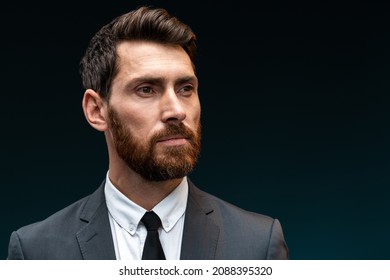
158 134 185 141
157 135 188 146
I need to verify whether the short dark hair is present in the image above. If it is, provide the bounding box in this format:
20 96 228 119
80 6 197 99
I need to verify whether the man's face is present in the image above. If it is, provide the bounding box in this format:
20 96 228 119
107 41 201 181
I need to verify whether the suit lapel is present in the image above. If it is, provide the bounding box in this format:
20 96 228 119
76 182 116 260
180 180 220 260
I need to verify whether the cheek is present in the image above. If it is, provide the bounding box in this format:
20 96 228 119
117 109 154 138
188 101 201 124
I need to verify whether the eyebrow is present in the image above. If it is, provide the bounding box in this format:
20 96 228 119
175 76 198 84
124 75 198 90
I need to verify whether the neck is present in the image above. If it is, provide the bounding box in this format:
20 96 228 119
108 163 183 211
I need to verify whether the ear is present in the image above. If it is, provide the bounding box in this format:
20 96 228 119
82 89 108 131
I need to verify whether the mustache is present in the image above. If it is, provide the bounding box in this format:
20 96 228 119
151 123 197 144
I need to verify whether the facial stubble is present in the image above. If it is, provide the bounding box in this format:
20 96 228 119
108 107 201 181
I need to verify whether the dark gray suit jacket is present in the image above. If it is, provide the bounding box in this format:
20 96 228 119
7 179 289 259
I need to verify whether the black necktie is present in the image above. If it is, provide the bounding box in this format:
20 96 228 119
141 211 166 260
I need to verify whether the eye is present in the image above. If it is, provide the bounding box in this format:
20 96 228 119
136 86 154 96
178 85 194 96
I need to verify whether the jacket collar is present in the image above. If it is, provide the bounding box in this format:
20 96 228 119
180 179 220 260
76 181 116 260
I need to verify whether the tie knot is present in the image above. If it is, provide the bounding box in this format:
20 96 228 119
141 211 162 231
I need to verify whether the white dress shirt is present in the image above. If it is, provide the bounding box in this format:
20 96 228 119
104 172 188 260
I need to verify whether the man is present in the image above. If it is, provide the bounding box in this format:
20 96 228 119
7 6 288 260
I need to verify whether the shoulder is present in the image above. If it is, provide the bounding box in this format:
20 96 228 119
188 181 275 226
187 180 289 259
15 193 92 238
8 184 106 259
15 182 106 237
11 196 89 247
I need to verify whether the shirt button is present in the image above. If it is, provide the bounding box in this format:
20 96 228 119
164 221 170 228
129 224 135 231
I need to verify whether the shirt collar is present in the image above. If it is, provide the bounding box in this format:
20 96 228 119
104 171 188 235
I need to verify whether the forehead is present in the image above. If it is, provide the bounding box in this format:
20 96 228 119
115 40 195 76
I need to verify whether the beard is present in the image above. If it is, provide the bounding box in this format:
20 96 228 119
108 107 201 181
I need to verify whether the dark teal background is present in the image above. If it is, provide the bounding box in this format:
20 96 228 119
1 1 389 259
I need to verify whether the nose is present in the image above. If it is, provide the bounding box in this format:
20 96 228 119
160 90 186 124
